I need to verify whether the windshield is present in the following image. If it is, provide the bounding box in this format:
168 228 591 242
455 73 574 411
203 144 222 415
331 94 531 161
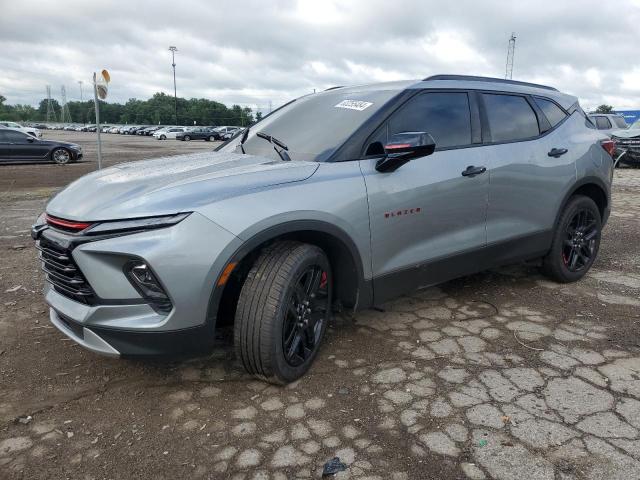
219 88 400 161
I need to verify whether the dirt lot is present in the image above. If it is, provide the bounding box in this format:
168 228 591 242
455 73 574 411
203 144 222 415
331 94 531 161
1 134 640 479
0 130 218 192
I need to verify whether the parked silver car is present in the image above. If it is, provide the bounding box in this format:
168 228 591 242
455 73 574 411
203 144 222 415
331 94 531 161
32 75 613 383
587 113 628 136
611 119 640 166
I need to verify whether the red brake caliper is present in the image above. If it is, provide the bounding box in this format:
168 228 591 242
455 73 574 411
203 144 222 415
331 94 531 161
319 271 327 289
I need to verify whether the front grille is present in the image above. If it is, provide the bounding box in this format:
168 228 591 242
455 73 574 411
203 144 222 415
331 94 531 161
36 237 95 304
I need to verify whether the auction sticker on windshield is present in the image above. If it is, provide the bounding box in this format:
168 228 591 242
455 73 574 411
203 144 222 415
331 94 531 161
334 100 373 111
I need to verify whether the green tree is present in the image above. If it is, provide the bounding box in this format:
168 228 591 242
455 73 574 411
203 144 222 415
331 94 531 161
595 104 614 114
4 92 255 126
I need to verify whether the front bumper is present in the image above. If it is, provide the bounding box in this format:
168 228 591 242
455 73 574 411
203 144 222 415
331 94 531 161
36 212 242 355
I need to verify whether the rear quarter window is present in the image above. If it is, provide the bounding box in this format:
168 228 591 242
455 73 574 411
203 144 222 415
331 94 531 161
482 93 540 143
533 97 567 127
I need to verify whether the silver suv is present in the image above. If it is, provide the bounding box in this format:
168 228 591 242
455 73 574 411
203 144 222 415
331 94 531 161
32 75 614 383
587 113 628 135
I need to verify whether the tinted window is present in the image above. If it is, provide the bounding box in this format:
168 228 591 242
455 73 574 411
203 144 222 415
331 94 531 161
533 97 567 127
483 94 539 142
595 117 612 130
612 117 628 129
4 130 29 142
387 92 472 149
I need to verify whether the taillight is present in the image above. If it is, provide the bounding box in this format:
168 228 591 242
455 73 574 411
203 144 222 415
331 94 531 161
601 139 615 157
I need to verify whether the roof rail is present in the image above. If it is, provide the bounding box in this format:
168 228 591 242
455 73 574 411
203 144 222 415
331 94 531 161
423 75 558 92
324 86 344 91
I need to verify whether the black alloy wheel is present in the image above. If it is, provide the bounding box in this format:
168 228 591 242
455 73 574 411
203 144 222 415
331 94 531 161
282 266 330 367
562 208 599 272
542 195 602 283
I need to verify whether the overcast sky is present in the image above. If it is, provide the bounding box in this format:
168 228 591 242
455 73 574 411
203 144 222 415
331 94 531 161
1 0 639 113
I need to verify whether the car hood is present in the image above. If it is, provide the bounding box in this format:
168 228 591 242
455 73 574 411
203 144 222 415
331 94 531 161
46 151 319 221
611 129 640 139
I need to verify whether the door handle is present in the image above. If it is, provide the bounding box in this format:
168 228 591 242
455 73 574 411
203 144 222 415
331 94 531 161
461 165 487 177
548 148 568 158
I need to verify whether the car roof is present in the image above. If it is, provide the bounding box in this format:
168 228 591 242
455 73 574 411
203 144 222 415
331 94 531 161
320 74 577 110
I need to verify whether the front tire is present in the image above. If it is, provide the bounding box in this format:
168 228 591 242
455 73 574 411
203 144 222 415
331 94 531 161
234 242 332 384
51 148 71 165
183 135 191 141
542 195 601 283
159 134 166 140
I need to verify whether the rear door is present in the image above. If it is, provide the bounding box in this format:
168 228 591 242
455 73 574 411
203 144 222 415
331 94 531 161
481 93 574 256
360 90 489 302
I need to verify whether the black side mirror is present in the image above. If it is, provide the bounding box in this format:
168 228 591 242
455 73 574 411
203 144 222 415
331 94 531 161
375 132 436 173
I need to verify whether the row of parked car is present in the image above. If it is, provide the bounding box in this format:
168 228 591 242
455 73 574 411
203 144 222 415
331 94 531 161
21 123 245 142
587 113 640 166
94 124 244 141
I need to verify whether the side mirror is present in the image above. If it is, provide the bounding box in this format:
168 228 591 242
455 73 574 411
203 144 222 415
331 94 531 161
26 136 35 143
375 132 436 173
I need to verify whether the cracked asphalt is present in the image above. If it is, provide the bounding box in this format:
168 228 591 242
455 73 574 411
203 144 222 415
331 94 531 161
1 135 639 479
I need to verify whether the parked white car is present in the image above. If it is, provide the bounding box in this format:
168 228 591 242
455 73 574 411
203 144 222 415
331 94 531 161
153 127 185 140
0 121 41 138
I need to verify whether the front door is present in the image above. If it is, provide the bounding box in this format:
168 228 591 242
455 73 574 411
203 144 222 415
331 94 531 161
359 91 489 303
6 130 48 159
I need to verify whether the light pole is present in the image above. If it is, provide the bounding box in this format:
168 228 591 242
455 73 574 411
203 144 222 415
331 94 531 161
169 46 178 124
78 80 84 124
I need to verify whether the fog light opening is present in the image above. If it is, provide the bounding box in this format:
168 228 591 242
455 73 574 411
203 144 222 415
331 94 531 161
124 261 172 314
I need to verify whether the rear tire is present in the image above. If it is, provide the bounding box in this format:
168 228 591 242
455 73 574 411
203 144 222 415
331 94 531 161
208 136 215 142
542 195 601 283
234 241 332 384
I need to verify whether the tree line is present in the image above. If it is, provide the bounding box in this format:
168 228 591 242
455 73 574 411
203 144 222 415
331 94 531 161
0 92 261 126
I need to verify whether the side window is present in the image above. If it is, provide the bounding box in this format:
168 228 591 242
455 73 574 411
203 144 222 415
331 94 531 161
387 92 472 149
595 117 612 130
482 94 540 142
4 130 28 142
613 117 628 129
533 97 567 127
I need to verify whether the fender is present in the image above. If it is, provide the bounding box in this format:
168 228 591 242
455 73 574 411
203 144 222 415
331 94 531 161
553 175 611 231
205 219 373 331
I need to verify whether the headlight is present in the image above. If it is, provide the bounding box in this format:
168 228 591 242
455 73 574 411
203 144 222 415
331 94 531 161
84 213 191 235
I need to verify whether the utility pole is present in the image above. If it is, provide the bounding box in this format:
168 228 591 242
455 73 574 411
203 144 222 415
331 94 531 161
60 85 72 124
45 85 56 123
169 46 178 124
78 80 84 124
505 32 516 80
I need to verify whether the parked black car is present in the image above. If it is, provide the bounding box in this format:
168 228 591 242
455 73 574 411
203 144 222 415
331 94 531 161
176 128 218 141
141 126 162 136
0 128 82 164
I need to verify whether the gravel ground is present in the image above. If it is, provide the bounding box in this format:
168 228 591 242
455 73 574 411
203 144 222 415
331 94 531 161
1 134 639 479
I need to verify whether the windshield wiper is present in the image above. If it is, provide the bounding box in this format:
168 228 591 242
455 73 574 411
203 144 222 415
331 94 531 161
255 132 291 161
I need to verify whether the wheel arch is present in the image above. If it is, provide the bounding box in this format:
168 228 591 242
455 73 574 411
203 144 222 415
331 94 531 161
207 220 372 330
555 176 610 229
